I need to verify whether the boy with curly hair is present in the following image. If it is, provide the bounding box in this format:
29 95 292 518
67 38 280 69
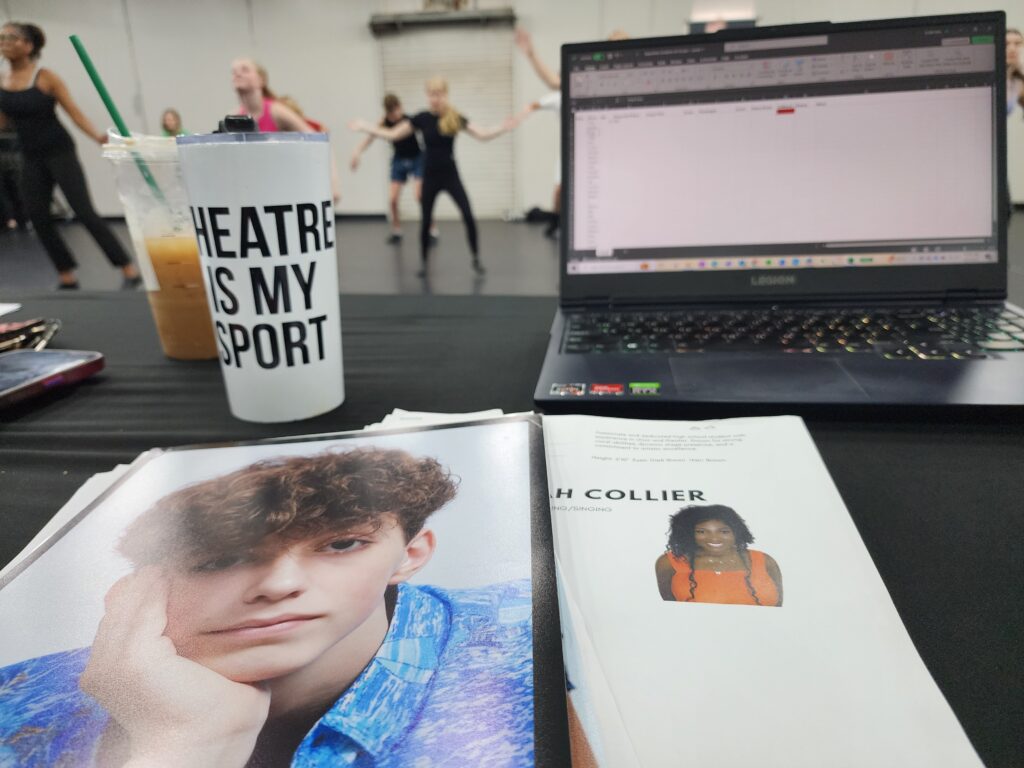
0 447 534 767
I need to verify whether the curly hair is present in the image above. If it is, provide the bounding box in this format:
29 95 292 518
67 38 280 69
118 447 457 567
666 504 761 605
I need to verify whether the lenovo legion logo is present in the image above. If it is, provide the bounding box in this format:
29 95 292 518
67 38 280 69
751 274 797 287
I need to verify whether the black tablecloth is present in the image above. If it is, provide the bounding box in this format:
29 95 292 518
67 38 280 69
1 291 1021 767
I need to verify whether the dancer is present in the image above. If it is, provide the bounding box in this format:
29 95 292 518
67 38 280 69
0 22 140 289
514 91 561 238
231 58 312 132
514 28 563 238
231 59 339 201
349 78 520 276
349 93 438 244
514 28 628 238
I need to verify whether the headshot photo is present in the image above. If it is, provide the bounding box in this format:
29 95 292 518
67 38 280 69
655 504 783 607
0 425 538 767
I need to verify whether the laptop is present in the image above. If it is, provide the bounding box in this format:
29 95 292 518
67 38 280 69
534 11 1024 410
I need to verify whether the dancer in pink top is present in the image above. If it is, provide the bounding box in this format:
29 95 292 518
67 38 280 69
232 58 309 132
231 58 340 202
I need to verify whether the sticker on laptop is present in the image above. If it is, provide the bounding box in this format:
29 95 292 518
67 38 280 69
550 383 587 397
629 381 661 396
590 383 624 396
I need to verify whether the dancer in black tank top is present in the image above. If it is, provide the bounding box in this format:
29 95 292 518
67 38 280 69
0 22 139 289
350 77 524 277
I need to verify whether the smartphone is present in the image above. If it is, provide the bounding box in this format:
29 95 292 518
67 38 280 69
0 349 105 409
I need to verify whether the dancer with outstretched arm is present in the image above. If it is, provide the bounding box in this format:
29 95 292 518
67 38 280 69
0 21 140 289
350 77 522 276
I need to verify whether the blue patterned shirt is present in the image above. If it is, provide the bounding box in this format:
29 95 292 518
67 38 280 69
0 580 534 767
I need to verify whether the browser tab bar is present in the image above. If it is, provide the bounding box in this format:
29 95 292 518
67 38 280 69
570 44 993 99
724 35 828 52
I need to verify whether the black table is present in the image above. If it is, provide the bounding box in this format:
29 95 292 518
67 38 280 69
1 291 1021 767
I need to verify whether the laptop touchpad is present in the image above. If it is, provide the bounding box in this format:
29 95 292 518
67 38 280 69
668 356 871 402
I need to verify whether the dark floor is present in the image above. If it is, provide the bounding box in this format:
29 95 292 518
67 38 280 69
0 218 561 296
1 214 1023 304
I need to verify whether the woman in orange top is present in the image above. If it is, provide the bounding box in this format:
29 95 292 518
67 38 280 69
658 505 782 607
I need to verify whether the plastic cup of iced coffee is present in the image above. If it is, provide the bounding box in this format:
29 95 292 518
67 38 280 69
103 133 217 360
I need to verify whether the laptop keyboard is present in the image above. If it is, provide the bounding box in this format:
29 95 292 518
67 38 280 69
562 306 1024 359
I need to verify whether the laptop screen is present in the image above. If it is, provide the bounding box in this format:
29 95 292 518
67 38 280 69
562 14 1006 303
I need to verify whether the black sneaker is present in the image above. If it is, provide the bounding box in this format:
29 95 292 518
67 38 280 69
428 231 439 245
471 259 486 275
121 275 143 290
57 281 80 290
386 232 402 244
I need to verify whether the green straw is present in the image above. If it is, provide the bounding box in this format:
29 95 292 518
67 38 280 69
69 34 165 202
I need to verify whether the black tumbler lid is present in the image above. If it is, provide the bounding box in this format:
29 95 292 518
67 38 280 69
215 115 258 133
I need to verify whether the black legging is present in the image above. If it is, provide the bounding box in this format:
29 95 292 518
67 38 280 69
0 156 25 225
21 149 131 273
420 163 478 264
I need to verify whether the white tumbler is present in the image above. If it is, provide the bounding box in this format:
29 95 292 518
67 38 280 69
176 132 344 422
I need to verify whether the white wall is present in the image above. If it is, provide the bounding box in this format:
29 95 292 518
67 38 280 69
1 0 1021 217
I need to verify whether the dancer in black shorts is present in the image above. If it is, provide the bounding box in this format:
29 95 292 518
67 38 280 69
350 77 521 276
